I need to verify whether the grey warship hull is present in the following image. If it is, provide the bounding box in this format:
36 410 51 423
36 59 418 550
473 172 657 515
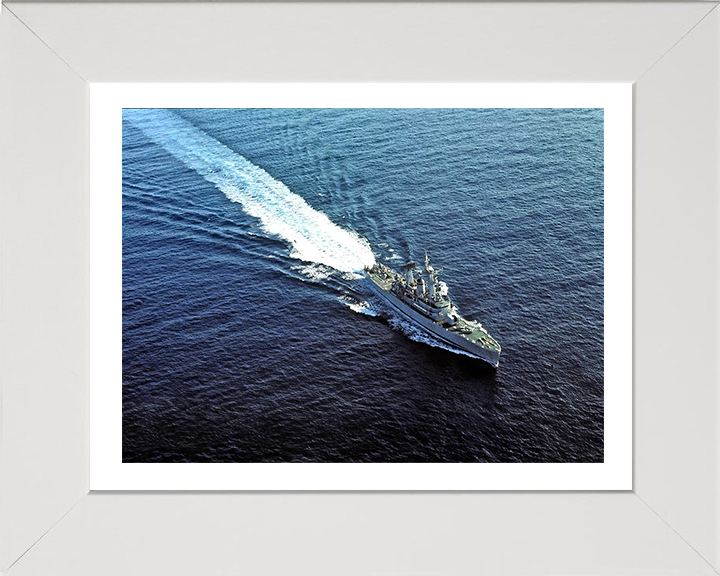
364 261 501 368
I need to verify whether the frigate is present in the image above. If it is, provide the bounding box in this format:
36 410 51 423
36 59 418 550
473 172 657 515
364 254 501 368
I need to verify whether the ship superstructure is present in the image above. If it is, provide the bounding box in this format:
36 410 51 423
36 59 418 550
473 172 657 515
365 254 501 368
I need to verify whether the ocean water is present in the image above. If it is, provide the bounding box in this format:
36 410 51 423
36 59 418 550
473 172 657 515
122 107 604 463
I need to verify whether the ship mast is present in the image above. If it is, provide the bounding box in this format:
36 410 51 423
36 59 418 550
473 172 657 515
424 251 436 300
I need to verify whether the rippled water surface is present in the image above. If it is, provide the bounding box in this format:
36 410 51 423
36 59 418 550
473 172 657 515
123 108 604 463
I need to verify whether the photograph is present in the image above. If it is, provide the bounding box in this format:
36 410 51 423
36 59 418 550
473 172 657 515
122 107 604 464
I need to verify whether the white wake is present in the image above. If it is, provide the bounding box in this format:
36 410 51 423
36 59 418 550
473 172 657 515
125 109 376 273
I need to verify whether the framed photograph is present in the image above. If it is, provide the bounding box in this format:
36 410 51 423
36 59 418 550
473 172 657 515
89 83 631 491
2 2 718 575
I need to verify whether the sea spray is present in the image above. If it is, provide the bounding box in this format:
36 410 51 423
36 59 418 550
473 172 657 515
124 109 376 273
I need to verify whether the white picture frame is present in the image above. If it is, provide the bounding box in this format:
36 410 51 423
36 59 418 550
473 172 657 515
1 2 719 574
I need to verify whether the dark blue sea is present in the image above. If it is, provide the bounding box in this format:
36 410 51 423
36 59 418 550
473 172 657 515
122 107 604 463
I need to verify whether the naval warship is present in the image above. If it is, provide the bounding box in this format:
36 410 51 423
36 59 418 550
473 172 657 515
364 254 501 368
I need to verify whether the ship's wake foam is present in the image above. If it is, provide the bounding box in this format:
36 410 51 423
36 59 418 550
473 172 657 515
124 109 376 274
338 295 380 317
